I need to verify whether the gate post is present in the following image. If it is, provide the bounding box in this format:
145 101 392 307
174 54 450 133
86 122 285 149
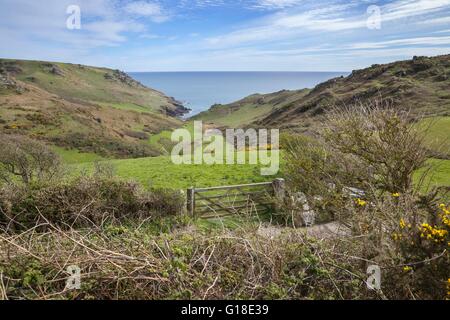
272 178 286 211
187 187 195 217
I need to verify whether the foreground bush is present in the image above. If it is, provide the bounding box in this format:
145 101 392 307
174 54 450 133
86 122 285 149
323 101 429 194
342 192 449 300
1 208 447 300
0 223 376 300
0 192 448 299
0 176 185 231
283 101 430 200
277 101 449 299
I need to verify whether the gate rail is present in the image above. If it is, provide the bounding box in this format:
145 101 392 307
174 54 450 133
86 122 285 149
187 179 285 218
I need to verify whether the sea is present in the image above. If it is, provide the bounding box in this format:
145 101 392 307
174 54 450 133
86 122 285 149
129 72 346 116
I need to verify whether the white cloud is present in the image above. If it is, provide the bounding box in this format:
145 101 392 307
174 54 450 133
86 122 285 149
382 0 450 21
349 36 450 49
434 29 450 34
125 1 161 15
253 0 305 9
83 20 146 42
421 16 450 25
124 1 170 22
206 0 450 47
0 0 169 54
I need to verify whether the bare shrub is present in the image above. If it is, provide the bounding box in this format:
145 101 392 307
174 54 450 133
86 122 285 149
280 133 370 224
323 100 429 194
279 100 449 299
0 134 61 184
0 226 371 300
282 100 432 225
282 133 337 196
0 175 185 231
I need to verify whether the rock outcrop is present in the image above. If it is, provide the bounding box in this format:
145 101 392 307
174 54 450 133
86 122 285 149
104 69 145 88
42 63 65 76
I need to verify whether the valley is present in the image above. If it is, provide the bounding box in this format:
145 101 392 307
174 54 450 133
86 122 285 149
0 55 449 300
1 56 448 191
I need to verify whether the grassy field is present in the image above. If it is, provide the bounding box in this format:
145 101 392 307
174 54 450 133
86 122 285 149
415 158 450 190
195 103 275 127
417 116 450 155
52 146 106 164
71 151 280 190
56 115 449 192
65 151 449 193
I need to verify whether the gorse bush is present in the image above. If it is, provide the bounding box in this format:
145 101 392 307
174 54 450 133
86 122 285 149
282 133 339 196
343 193 449 299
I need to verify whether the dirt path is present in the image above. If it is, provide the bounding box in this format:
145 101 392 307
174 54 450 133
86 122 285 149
257 222 350 240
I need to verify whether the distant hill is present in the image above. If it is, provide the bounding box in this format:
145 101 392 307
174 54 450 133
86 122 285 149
0 59 189 158
194 54 450 131
192 89 310 128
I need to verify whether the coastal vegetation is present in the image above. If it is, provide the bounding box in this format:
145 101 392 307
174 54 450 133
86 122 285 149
195 55 450 132
0 59 189 158
0 55 449 300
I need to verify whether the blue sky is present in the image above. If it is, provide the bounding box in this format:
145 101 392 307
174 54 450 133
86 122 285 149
1 0 450 71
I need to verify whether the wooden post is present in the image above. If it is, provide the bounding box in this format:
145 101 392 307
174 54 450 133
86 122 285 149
187 187 195 217
272 178 286 212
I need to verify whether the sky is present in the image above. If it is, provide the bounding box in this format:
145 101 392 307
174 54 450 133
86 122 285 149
1 0 450 71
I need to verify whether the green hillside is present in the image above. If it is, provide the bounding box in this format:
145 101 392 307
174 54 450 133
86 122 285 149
192 55 450 195
193 89 309 128
0 59 189 158
195 55 450 131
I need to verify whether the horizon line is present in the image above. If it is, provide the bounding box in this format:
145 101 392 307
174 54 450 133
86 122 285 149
127 70 350 73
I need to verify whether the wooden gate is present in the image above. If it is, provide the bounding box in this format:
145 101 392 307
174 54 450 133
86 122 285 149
187 179 285 218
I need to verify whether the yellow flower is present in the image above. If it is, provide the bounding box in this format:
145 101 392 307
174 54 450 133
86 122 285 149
403 266 412 272
420 223 448 242
400 219 406 229
356 198 367 207
392 233 403 241
392 193 400 198
439 204 450 227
